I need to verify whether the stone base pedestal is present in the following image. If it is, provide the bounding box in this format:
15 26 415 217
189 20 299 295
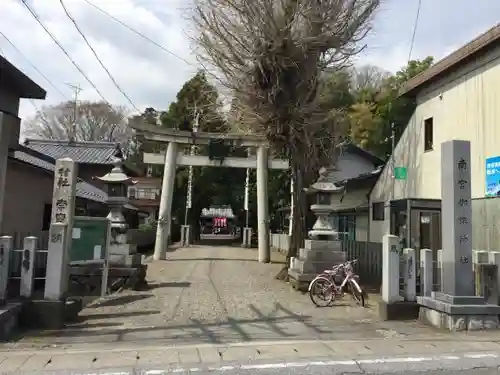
19 299 82 330
417 292 500 331
378 300 419 321
109 243 136 255
109 253 143 266
109 243 139 265
288 239 345 290
242 227 252 248
0 302 22 341
180 225 191 246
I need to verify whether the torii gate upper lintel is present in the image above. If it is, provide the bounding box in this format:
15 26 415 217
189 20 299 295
132 123 289 263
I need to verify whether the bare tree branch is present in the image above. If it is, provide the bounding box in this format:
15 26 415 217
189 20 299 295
350 64 391 93
23 100 133 145
191 0 380 258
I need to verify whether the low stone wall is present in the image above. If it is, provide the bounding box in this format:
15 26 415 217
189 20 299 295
270 233 290 254
0 302 22 341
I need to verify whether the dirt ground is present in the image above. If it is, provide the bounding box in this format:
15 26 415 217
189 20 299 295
7 245 447 349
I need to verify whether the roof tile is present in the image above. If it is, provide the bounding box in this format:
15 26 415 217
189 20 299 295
23 139 119 165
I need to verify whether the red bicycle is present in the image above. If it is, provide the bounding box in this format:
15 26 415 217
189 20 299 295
308 259 365 307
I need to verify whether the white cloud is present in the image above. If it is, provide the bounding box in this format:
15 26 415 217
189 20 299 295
0 0 199 125
0 0 498 129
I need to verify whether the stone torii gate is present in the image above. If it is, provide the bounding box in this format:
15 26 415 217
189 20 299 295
132 123 289 263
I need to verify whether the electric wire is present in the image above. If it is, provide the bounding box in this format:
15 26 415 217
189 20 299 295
0 31 69 100
20 0 108 102
407 0 422 62
59 0 140 112
81 0 213 77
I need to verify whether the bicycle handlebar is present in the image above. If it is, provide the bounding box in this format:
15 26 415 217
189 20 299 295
330 259 358 272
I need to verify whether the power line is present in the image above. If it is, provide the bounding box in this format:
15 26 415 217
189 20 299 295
82 0 208 75
66 83 82 141
20 0 108 103
29 99 40 112
0 31 70 100
407 0 422 62
59 0 140 113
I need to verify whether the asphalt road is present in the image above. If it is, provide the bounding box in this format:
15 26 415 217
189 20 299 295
7 353 500 375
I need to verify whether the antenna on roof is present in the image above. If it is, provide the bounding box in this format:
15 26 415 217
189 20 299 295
66 83 82 143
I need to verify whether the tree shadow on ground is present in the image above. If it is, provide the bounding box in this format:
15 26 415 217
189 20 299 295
77 310 162 321
138 281 192 290
15 303 355 345
161 257 287 265
89 294 153 308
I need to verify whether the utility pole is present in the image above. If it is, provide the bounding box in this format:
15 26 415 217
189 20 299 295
184 105 200 226
390 122 396 235
66 83 82 142
244 148 250 228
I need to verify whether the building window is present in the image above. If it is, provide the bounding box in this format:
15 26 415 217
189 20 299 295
424 117 433 151
130 188 159 200
372 202 384 221
128 188 136 199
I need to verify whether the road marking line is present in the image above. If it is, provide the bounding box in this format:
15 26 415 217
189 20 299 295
136 351 500 374
37 352 500 375
2 337 494 355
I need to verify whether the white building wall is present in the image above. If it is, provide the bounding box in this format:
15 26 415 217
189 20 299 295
369 43 500 242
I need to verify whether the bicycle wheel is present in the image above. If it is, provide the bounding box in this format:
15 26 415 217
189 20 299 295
350 280 365 307
309 278 335 307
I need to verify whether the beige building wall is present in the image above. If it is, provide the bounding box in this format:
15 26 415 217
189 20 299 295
355 213 369 242
369 44 500 242
1 159 53 236
330 186 371 242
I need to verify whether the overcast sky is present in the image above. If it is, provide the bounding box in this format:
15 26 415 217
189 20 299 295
0 0 499 125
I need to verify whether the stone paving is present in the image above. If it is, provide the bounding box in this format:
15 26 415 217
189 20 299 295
9 245 446 349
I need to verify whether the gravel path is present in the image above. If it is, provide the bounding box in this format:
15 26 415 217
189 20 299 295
15 246 443 347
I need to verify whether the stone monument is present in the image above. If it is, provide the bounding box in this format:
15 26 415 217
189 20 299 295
288 165 346 290
45 158 78 301
418 140 500 331
96 148 139 266
36 158 81 329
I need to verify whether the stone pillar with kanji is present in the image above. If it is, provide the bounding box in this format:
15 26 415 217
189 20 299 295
45 158 77 300
418 140 500 331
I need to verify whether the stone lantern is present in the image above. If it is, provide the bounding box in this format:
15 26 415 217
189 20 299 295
305 165 344 240
96 146 138 265
287 164 346 285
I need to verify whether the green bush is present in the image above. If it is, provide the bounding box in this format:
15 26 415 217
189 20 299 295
139 221 157 232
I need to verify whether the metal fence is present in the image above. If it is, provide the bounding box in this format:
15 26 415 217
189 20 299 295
270 233 290 254
270 231 384 288
342 239 383 288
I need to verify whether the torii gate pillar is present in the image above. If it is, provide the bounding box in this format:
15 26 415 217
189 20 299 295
134 125 289 263
154 141 178 260
256 146 270 263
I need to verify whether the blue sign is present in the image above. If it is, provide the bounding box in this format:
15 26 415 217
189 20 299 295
486 156 500 196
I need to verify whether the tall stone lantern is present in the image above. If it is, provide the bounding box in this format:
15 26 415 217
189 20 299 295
288 164 346 284
96 147 137 265
305 165 345 240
